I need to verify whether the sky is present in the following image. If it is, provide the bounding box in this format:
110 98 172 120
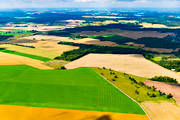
0 0 180 9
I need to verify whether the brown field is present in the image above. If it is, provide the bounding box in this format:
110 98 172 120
144 80 180 105
142 101 180 120
18 35 118 46
143 47 174 53
0 52 52 69
75 29 174 39
65 54 180 82
0 105 149 120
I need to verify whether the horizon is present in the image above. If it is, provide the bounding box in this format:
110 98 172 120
0 0 180 9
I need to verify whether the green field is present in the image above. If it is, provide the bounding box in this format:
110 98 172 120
0 65 145 115
0 29 33 36
93 68 174 102
0 49 51 62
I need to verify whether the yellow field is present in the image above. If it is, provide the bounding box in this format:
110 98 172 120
0 52 52 69
118 20 138 23
142 101 180 120
19 35 117 46
65 54 180 82
140 22 180 29
19 41 79 57
83 16 126 19
0 44 59 59
0 105 149 120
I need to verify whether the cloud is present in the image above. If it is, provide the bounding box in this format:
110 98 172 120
0 0 179 8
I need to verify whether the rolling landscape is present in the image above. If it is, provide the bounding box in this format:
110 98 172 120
0 0 180 120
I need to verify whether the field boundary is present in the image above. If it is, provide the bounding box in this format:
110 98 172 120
92 68 152 120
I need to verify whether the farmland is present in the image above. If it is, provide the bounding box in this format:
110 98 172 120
17 35 117 46
73 29 174 39
65 54 180 82
0 65 146 115
0 105 149 120
0 8 180 120
0 48 51 62
142 102 180 120
93 67 174 102
0 52 52 69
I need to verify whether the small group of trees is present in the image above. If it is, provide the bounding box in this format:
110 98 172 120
150 76 178 84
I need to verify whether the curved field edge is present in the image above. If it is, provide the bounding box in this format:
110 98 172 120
0 65 145 115
0 105 149 120
0 48 51 62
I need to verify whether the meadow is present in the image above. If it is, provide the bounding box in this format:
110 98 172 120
0 65 145 115
93 67 174 102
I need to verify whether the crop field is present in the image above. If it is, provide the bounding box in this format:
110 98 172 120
0 52 52 69
16 40 79 58
0 43 65 59
75 29 174 39
142 101 180 120
140 22 180 29
0 29 33 36
18 35 117 46
0 46 51 61
93 68 173 102
0 25 67 31
144 80 180 105
0 105 149 120
0 65 146 115
65 54 180 82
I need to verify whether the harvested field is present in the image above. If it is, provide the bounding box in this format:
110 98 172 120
19 41 79 56
83 16 126 19
18 35 118 46
75 29 174 39
142 101 180 120
0 44 59 59
144 80 180 105
0 52 52 69
65 54 180 82
140 23 168 28
140 22 180 29
0 26 67 31
0 105 149 120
